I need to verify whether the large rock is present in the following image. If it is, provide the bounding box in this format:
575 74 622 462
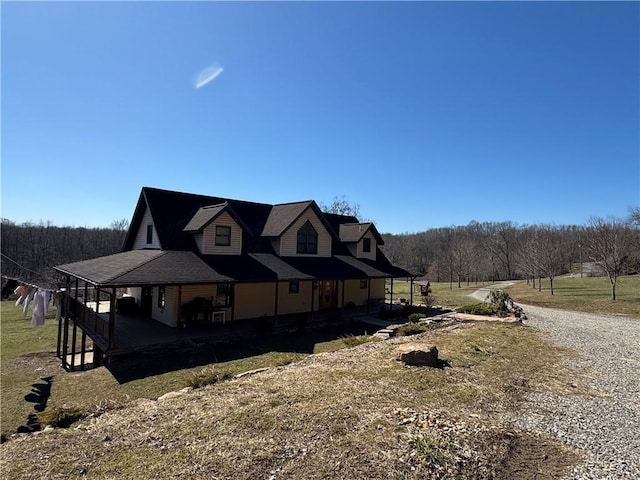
396 344 439 367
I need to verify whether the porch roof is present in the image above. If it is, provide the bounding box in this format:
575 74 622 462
54 250 232 287
335 255 389 278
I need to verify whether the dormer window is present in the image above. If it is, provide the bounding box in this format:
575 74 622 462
297 221 318 254
215 225 231 246
363 237 371 253
146 224 154 244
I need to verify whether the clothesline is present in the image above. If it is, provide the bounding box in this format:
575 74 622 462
1 275 63 328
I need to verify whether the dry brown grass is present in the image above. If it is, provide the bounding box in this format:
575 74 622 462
0 321 584 479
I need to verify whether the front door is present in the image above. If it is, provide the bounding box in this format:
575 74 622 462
318 280 338 310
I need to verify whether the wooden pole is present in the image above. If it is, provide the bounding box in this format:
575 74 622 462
274 281 279 328
410 277 414 306
70 321 77 371
80 331 87 371
109 288 116 350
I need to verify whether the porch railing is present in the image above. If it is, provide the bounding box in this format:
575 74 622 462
66 295 110 349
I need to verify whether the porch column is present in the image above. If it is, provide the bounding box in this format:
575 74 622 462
410 277 414 306
70 320 78 371
367 279 371 314
177 286 182 326
108 288 116 350
310 281 316 321
390 278 394 307
80 331 87 371
274 281 279 328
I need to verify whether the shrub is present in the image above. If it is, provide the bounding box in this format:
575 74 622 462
457 303 496 316
408 313 424 323
396 323 431 336
187 365 234 388
486 290 524 318
38 406 85 428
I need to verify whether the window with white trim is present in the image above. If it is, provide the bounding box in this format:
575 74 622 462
215 225 231 246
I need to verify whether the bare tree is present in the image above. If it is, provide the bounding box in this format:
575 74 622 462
582 216 636 300
320 195 362 220
628 206 640 228
532 225 568 295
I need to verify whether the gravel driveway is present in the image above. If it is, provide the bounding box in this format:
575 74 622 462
471 284 640 480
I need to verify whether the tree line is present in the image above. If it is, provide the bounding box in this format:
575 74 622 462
1 208 638 300
381 210 640 301
1 219 129 288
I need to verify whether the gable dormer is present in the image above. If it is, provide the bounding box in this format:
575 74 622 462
339 223 383 261
183 203 245 255
262 201 332 257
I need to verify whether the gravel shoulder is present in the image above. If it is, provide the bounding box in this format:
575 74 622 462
472 285 640 480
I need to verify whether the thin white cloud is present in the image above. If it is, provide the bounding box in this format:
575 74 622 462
194 64 224 89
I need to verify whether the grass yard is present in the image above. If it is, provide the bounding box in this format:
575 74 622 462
389 276 639 319
388 280 493 308
0 301 374 440
506 275 640 318
1 317 582 479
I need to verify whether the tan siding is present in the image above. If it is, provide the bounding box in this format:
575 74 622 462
280 209 331 257
344 279 371 306
133 207 161 249
278 280 315 314
234 283 276 320
357 231 377 260
200 212 243 255
179 285 216 305
370 278 386 302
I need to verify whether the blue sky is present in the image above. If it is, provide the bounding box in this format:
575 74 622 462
2 1 638 234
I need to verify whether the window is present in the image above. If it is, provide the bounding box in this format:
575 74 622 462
296 221 318 254
362 237 371 253
289 280 299 294
216 283 232 307
157 286 166 308
360 279 368 289
215 225 231 246
146 224 153 244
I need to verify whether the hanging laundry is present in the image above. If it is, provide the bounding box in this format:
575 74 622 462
14 284 28 306
22 287 36 319
42 289 51 315
31 289 46 327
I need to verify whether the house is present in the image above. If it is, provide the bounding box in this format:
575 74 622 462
54 187 413 370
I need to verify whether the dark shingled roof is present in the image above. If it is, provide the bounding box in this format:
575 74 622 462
335 255 389 278
261 201 313 237
339 223 370 243
357 249 414 278
123 187 272 252
339 223 384 245
280 256 368 280
249 254 315 281
55 250 232 286
64 187 411 286
199 254 278 283
183 203 228 232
